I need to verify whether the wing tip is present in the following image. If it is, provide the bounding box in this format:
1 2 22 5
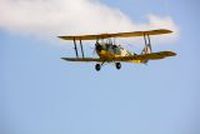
57 36 65 39
162 29 173 34
61 57 67 61
167 51 177 56
161 51 177 57
166 29 173 33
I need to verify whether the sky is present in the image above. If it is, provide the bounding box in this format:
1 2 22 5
0 0 199 134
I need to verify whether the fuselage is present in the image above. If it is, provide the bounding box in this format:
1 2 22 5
95 42 142 63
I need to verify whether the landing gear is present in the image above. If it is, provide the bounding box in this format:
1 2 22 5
115 62 121 70
95 62 121 71
95 64 101 71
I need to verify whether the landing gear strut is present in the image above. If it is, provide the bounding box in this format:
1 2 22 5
115 62 121 70
95 64 101 71
95 62 121 71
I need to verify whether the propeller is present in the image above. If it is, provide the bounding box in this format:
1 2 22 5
92 48 96 57
89 40 100 57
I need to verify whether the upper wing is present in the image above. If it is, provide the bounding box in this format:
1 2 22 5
58 29 173 41
113 51 177 61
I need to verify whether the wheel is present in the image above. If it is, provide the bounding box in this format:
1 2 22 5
95 64 101 71
115 62 121 70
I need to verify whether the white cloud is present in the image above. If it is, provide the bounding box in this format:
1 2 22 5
0 0 178 40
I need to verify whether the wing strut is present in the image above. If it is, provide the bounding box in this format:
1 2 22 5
147 34 152 52
72 38 85 58
73 38 79 57
141 34 152 54
80 40 85 58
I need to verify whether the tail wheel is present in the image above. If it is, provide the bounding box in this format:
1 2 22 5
95 64 101 71
116 62 121 70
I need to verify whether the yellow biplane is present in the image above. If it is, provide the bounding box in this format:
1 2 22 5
58 29 176 71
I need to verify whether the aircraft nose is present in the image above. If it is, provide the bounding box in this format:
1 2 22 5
95 43 102 52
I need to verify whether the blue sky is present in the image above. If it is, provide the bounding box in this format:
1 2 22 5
1 0 199 134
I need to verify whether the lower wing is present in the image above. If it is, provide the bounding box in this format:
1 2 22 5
61 57 103 62
61 51 176 62
115 51 177 61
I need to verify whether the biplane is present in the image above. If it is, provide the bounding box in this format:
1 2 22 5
58 29 176 71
